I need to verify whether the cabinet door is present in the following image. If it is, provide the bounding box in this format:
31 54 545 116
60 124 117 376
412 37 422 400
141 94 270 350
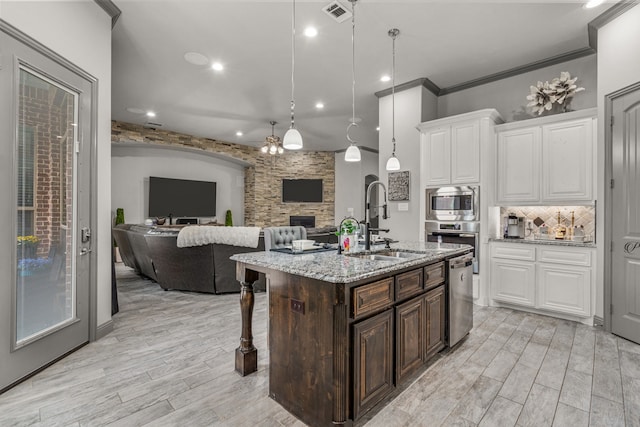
491 258 535 306
353 309 394 419
537 263 591 317
396 297 424 383
542 118 593 202
422 127 451 186
451 121 480 184
497 127 541 204
424 285 446 360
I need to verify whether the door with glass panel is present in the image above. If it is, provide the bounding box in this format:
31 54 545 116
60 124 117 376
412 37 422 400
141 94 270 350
0 26 93 392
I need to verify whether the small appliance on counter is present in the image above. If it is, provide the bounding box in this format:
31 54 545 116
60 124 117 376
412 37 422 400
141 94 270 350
504 212 525 239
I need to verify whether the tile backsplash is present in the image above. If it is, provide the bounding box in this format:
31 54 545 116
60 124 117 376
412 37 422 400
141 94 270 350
499 206 596 239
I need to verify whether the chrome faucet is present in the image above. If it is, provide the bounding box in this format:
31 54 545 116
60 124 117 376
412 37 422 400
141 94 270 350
364 181 390 250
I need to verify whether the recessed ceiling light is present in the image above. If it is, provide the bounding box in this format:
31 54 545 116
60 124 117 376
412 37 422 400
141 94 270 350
184 52 209 66
211 62 224 71
315 102 324 109
304 26 318 37
126 107 145 114
380 75 391 82
584 0 604 8
146 111 156 118
236 131 243 136
376 126 380 131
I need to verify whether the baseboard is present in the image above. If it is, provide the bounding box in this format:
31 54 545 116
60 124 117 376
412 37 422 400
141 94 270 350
593 315 604 328
95 319 114 340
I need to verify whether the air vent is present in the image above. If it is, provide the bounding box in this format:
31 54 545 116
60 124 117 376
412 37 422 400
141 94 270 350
144 122 162 129
322 1 352 23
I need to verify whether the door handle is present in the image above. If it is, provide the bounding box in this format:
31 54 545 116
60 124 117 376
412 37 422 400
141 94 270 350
80 248 92 256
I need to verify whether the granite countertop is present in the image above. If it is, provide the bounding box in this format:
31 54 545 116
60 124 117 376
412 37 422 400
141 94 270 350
230 242 472 284
489 237 596 248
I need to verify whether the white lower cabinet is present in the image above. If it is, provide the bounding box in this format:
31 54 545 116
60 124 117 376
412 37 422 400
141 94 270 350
492 259 535 307
491 242 593 320
537 263 591 317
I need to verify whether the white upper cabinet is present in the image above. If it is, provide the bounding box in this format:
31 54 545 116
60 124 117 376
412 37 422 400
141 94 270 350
418 109 502 188
451 121 481 184
542 118 593 202
495 109 596 205
422 127 451 186
497 127 541 203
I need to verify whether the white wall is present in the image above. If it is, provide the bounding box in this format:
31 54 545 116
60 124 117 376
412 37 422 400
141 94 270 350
1 1 113 328
111 145 246 225
378 86 437 241
439 55 597 123
596 3 640 320
334 149 378 224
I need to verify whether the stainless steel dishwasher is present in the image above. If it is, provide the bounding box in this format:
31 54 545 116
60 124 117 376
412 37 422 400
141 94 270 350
447 253 474 347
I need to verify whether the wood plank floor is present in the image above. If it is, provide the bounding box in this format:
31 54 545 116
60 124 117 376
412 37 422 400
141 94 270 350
1 265 639 426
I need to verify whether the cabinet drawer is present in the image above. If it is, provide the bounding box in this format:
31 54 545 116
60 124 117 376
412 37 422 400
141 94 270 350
538 248 591 266
396 269 423 301
424 262 445 290
352 278 394 319
492 244 536 261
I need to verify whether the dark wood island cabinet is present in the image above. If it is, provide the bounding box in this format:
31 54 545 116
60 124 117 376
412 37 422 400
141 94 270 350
231 242 471 426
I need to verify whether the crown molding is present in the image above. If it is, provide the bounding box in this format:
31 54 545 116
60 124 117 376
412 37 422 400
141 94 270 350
375 1 638 99
94 0 122 28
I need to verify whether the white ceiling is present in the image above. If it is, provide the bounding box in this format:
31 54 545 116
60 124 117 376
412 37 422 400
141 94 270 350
111 0 608 152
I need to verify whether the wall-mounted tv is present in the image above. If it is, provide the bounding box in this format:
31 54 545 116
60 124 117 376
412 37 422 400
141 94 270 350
282 179 323 203
148 176 216 217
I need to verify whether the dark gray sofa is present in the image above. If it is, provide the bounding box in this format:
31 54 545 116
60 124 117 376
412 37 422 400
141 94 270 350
113 224 265 294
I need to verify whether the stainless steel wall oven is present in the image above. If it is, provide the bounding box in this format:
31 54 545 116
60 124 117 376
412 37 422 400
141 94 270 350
426 221 479 273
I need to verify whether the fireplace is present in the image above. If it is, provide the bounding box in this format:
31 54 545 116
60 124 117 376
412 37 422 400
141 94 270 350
290 215 315 228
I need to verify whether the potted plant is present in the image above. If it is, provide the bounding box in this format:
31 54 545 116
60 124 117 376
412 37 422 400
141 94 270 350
17 235 39 259
335 218 359 252
225 209 233 226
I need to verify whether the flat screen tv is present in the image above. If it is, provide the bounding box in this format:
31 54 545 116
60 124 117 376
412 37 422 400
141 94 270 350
148 176 216 217
282 179 323 203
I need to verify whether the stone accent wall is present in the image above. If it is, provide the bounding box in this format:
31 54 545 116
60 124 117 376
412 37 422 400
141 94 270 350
111 121 335 227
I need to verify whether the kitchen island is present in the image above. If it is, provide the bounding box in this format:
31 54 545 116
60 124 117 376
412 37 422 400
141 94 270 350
231 242 472 426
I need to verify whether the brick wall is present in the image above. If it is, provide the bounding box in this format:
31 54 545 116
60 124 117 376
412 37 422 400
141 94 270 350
111 121 336 227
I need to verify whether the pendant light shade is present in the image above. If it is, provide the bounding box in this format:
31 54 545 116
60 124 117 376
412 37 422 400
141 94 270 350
283 0 303 150
385 28 401 172
344 0 361 163
345 143 361 162
386 154 400 171
283 128 303 150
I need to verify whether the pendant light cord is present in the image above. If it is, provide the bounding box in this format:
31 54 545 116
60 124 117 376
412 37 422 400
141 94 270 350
346 0 358 144
351 0 356 127
391 30 396 153
290 0 296 128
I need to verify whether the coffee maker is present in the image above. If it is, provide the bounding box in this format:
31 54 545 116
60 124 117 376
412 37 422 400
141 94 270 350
505 213 525 239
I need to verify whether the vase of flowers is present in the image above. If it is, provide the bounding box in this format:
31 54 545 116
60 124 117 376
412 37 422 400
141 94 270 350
526 72 584 116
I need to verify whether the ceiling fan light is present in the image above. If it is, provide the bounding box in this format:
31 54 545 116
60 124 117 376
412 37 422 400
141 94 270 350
278 146 284 154
386 155 400 171
345 144 361 162
283 128 303 150
261 145 268 153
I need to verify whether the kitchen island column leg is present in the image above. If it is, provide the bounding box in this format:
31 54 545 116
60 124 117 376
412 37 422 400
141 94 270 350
235 264 259 376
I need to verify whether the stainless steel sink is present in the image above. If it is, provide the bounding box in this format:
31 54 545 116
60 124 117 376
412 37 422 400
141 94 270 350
346 250 419 261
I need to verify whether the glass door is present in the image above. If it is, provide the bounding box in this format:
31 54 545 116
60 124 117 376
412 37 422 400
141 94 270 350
1 26 93 392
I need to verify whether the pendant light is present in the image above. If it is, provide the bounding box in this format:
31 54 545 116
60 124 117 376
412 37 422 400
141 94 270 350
344 0 361 162
283 0 303 150
385 28 401 171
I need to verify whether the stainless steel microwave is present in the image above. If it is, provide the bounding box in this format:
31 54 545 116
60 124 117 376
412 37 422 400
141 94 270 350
425 186 479 221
